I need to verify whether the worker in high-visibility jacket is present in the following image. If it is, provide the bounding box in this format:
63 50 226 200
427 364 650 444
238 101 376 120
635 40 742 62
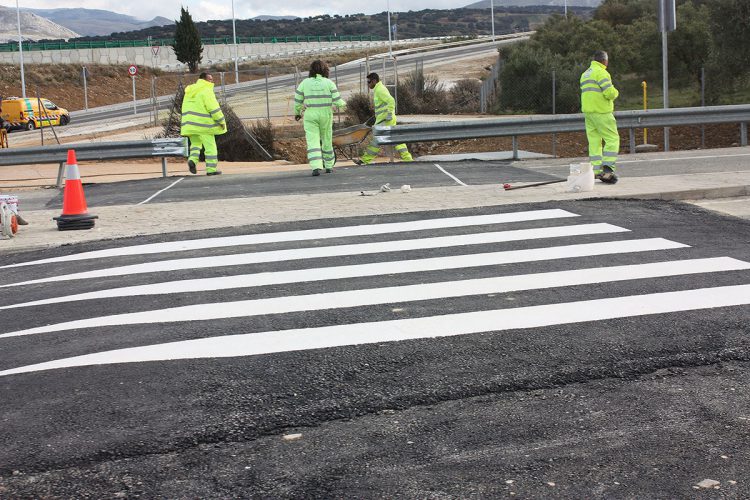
580 50 619 184
354 72 413 165
294 60 346 176
181 72 227 176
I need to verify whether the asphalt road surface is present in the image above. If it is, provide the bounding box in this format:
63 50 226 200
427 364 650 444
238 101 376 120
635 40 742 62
1 199 749 497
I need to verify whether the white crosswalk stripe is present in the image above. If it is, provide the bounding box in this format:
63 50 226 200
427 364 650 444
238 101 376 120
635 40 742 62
2 207 749 377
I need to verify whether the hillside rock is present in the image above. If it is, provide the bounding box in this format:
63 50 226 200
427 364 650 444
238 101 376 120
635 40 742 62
0 5 79 42
21 8 173 37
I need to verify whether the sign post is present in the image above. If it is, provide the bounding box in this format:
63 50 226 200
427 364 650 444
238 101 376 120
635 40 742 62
658 0 676 151
128 65 138 115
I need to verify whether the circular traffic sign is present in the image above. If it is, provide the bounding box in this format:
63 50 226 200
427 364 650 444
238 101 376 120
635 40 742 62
128 65 138 76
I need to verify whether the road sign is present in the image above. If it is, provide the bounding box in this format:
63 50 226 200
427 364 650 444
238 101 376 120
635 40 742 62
128 65 138 77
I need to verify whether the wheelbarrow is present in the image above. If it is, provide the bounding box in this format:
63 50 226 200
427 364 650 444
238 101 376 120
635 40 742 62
332 122 372 162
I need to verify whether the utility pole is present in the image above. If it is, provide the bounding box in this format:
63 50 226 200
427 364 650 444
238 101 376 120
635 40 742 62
15 0 26 98
387 0 393 58
490 0 495 41
659 0 676 151
231 0 239 83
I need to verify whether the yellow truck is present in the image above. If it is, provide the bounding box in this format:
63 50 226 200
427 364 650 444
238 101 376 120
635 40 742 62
0 97 70 131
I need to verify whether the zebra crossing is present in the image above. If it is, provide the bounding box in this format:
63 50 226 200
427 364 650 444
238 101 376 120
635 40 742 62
2 205 750 378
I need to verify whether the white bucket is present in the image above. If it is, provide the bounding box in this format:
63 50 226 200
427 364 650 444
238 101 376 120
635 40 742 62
0 195 19 214
565 163 595 193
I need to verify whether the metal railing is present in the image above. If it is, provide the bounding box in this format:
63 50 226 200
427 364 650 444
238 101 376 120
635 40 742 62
373 104 750 158
0 35 382 53
0 138 187 187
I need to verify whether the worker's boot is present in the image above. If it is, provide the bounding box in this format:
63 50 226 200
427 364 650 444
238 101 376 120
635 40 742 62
188 160 197 174
599 165 618 184
312 168 322 176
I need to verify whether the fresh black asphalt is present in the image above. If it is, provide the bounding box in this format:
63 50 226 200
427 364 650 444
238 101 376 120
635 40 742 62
1 199 749 497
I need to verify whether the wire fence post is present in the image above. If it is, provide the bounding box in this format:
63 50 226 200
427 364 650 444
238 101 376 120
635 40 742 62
220 72 227 105
551 69 557 158
82 66 89 111
265 66 271 121
700 66 706 149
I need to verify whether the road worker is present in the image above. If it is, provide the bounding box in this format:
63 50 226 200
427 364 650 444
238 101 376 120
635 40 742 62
580 50 619 184
294 60 346 176
181 72 227 176
354 72 413 165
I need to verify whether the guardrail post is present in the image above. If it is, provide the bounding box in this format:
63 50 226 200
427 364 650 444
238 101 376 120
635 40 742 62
56 162 65 188
629 129 636 154
742 122 748 147
161 157 168 177
512 136 519 161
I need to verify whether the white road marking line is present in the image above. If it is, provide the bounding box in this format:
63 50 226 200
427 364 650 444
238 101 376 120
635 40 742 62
137 178 184 206
618 153 750 164
3 257 744 338
2 223 628 287
3 283 749 377
434 163 468 186
0 238 689 310
524 152 750 170
0 209 578 269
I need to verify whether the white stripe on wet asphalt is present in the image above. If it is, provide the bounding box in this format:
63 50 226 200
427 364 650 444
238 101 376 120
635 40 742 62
2 223 629 287
5 256 741 338
0 209 578 269
3 283 749 376
0 238 687 310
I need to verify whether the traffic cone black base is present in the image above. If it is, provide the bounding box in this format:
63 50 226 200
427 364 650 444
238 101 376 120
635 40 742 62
54 213 98 231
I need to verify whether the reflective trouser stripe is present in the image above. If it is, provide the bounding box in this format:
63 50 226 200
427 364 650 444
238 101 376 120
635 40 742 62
187 134 219 172
584 112 619 171
303 110 334 169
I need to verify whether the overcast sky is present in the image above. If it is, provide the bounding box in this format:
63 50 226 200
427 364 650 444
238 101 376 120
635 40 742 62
13 1 475 22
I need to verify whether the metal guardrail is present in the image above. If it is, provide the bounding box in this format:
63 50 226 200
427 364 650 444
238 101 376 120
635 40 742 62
374 104 750 157
0 138 187 187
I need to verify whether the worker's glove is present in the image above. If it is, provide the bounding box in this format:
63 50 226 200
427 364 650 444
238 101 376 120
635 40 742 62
294 115 302 122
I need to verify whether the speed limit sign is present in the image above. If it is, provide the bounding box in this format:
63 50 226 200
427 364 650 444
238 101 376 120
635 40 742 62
128 65 138 76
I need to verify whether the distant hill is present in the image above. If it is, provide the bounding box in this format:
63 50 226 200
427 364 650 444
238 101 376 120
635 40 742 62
0 5 79 42
73 6 595 42
21 8 173 37
465 0 601 7
252 15 298 21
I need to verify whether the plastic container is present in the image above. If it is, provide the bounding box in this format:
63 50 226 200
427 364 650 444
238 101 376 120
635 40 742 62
565 163 594 193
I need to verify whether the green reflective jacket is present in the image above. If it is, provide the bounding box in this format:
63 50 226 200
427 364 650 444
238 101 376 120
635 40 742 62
294 75 346 116
372 81 395 124
580 61 619 114
180 79 227 136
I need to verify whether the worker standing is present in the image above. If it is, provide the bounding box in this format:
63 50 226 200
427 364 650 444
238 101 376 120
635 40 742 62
181 72 227 176
354 72 413 165
580 50 619 184
294 60 346 176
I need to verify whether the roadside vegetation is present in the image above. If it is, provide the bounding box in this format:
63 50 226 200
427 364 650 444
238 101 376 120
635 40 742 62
495 0 750 114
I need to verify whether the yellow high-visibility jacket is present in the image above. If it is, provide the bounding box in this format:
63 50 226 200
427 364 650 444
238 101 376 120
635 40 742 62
294 75 346 117
180 79 227 136
372 81 396 124
580 61 619 114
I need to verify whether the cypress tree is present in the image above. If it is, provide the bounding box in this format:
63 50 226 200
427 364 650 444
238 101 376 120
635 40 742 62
173 7 203 73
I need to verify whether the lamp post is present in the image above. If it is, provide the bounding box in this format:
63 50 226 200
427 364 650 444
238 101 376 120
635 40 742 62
15 0 26 98
231 0 239 84
490 0 495 41
387 0 393 58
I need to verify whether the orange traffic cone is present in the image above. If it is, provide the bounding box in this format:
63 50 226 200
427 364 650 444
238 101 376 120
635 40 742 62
53 149 98 231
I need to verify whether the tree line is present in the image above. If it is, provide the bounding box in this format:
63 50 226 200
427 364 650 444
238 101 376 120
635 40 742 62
498 0 750 113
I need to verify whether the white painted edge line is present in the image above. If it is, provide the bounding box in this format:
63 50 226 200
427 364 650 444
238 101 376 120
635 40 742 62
3 283 749 377
0 209 578 269
2 223 628 287
136 178 184 206
3 257 744 339
434 163 468 186
0 238 687 310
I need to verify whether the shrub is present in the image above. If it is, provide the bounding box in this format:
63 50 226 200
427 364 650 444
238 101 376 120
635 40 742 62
345 92 374 124
450 79 481 112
